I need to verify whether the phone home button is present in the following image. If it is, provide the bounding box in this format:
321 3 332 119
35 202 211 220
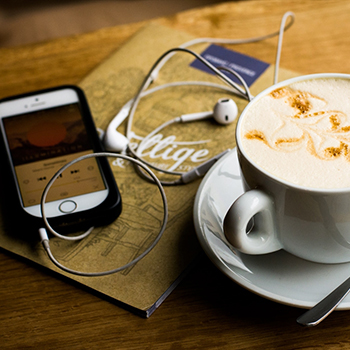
59 200 77 213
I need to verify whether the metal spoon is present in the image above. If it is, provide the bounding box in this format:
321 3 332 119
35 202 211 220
297 275 350 326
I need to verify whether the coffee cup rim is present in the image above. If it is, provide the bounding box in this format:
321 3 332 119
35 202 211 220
236 73 350 194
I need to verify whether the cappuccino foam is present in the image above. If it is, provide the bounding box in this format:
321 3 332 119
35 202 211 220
241 78 350 188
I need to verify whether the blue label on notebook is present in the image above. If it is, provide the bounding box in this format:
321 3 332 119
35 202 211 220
190 44 270 87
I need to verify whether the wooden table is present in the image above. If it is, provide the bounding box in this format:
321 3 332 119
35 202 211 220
2 1 350 348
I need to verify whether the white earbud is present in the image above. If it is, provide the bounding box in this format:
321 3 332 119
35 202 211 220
104 100 133 152
213 98 238 125
179 98 238 125
104 128 129 153
104 97 238 152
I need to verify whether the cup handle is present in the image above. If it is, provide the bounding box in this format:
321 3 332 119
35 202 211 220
223 189 282 254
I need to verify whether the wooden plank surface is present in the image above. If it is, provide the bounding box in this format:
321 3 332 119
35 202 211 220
2 1 350 349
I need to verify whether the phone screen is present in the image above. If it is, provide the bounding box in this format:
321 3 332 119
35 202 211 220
2 102 106 208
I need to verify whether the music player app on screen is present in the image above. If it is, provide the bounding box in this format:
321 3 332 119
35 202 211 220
2 103 106 207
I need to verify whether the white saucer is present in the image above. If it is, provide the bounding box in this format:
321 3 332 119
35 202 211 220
193 148 350 310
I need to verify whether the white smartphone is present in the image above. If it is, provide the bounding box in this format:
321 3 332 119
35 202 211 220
0 85 121 231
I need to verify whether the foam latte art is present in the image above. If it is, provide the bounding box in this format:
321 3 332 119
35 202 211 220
241 78 350 188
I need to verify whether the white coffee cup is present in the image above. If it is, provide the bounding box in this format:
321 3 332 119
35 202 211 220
224 73 350 264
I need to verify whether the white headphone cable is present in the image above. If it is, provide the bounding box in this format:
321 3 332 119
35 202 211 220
124 47 249 184
217 66 253 102
130 63 252 184
104 12 295 185
126 48 248 153
38 152 168 276
274 11 294 84
108 79 247 135
122 12 294 183
148 11 295 86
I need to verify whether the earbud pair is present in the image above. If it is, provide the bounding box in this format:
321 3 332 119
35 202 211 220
104 98 238 152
